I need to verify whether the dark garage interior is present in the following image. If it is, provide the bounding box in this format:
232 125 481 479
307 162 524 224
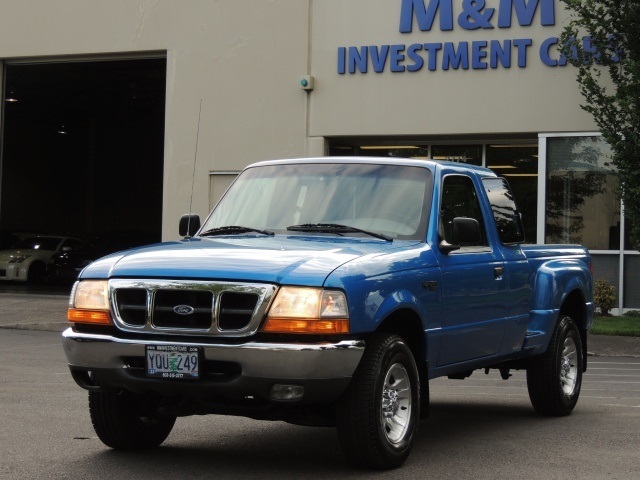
0 57 166 282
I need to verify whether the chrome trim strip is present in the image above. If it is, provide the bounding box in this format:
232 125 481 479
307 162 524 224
62 328 365 380
108 279 278 337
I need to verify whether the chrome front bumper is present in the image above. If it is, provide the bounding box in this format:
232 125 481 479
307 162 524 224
62 328 365 403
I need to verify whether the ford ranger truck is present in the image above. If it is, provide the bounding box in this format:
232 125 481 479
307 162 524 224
62 158 593 469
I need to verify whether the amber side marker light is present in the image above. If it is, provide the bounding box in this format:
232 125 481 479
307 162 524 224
262 318 349 334
67 309 112 325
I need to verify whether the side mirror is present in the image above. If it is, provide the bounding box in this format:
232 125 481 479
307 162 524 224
179 214 201 237
452 217 481 245
439 217 481 254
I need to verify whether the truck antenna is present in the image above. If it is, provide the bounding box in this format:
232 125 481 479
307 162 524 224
187 99 203 236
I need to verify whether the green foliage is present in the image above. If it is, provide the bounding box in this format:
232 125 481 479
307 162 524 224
594 278 617 316
591 316 640 336
560 0 640 250
624 310 640 317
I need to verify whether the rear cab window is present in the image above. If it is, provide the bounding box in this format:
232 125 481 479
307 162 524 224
481 177 525 244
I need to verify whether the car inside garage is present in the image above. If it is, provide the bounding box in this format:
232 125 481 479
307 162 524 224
0 57 166 288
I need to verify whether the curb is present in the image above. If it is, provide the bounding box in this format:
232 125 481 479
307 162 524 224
0 323 69 332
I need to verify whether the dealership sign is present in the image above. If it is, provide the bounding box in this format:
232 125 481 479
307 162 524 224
337 0 597 73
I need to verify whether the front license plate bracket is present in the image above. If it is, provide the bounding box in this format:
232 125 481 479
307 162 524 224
146 345 201 380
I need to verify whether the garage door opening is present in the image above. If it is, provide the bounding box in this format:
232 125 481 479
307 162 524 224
0 57 166 285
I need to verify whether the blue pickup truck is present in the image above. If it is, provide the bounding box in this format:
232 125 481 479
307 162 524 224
62 157 593 469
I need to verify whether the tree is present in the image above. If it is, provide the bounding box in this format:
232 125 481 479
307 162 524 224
559 0 640 250
545 137 609 245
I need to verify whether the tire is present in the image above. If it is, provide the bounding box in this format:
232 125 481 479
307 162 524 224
527 315 583 416
27 262 46 284
336 333 420 469
89 389 176 449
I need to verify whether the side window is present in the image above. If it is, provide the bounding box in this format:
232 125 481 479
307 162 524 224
62 239 83 250
482 177 525 244
440 175 487 246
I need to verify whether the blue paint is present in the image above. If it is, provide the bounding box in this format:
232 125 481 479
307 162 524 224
370 45 390 73
338 0 591 73
497 0 555 28
458 0 495 30
83 236 418 287
472 40 489 69
348 46 368 73
540 36 561 66
424 43 443 70
513 38 532 67
81 158 593 374
399 0 454 33
338 38 534 73
337 46 346 74
490 39 511 68
442 42 469 70
406 44 425 71
390 44 406 72
65 157 598 462
400 0 554 32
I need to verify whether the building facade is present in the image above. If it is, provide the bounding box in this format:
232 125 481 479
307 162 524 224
0 0 636 311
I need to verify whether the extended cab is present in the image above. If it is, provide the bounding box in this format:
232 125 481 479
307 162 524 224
62 158 593 469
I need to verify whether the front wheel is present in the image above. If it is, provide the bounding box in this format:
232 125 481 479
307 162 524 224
336 334 420 469
527 315 583 416
89 389 176 449
27 262 47 284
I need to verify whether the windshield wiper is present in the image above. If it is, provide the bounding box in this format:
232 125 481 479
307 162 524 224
199 226 274 237
286 223 393 242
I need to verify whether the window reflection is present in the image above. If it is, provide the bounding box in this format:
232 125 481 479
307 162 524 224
432 145 482 166
486 144 538 243
482 178 524 244
546 137 618 249
440 175 487 246
204 163 433 241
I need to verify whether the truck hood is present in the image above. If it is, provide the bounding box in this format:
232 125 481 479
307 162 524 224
80 235 420 286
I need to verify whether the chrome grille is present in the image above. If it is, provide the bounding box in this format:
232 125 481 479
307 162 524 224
115 288 147 326
109 279 277 337
153 290 214 329
218 291 260 330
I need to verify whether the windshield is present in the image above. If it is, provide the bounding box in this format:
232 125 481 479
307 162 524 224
12 237 63 251
201 163 433 240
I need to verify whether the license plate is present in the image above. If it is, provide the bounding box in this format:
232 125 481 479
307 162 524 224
146 345 200 380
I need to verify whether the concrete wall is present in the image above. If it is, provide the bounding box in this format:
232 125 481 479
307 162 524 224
309 0 596 136
0 0 311 240
0 0 598 240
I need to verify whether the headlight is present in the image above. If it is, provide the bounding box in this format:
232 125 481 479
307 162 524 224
9 255 30 264
261 287 349 334
67 280 112 325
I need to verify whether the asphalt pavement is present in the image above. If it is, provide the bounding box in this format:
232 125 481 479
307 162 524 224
1 288 639 357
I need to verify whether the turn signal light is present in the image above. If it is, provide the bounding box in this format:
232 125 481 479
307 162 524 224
67 308 112 325
261 318 349 334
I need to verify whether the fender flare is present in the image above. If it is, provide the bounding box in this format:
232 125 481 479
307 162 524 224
524 258 593 354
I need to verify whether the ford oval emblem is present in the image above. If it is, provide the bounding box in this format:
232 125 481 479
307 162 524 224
174 305 195 316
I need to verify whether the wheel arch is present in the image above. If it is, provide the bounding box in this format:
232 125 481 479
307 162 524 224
374 308 429 417
27 259 47 283
559 288 589 371
531 259 592 312
526 259 593 361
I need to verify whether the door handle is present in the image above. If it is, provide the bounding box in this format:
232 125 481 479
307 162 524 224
494 266 504 278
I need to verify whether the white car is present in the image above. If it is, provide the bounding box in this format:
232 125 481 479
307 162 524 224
0 235 83 283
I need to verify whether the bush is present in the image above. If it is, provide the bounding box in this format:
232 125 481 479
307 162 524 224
594 279 616 316
624 310 640 317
